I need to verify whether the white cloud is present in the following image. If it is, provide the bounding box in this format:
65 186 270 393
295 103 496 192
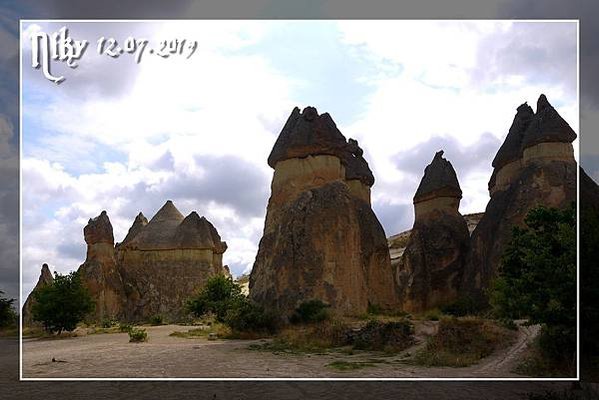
21 21 579 302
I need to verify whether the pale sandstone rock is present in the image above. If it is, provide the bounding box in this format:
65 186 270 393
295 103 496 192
250 107 398 318
396 151 469 312
22 264 54 326
464 95 577 292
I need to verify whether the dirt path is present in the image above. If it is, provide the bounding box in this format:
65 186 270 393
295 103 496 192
22 322 544 379
1 335 579 400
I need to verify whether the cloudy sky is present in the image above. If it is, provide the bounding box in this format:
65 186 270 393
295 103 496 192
18 20 578 302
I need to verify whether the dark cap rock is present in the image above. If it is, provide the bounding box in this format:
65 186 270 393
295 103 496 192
492 102 534 169
268 106 375 186
521 94 577 149
413 151 462 203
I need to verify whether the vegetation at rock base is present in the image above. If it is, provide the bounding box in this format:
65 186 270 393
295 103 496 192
128 327 148 342
31 271 95 334
290 299 330 324
0 290 17 328
250 318 414 355
187 275 278 335
412 316 514 367
170 322 231 339
490 204 576 374
187 275 244 322
149 314 164 326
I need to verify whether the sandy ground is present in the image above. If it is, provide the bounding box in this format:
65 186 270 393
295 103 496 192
21 323 545 379
0 334 582 400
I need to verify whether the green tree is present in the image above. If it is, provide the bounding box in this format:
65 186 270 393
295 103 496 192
187 275 244 322
490 204 576 364
31 271 95 334
0 290 17 328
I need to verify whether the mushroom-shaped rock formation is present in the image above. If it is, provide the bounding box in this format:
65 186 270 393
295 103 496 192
116 201 229 321
266 106 375 205
396 151 470 312
22 263 54 326
78 211 126 321
464 95 577 292
413 150 463 219
250 107 398 318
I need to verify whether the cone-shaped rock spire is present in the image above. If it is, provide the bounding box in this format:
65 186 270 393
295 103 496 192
120 212 148 246
521 94 577 149
492 102 534 169
413 151 462 203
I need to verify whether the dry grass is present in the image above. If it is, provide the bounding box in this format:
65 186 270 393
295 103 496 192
412 316 515 367
170 322 232 339
249 318 415 355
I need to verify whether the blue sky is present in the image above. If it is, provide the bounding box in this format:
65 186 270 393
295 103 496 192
19 20 578 301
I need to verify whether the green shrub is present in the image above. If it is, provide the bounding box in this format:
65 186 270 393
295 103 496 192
100 318 116 328
128 327 147 342
224 301 278 334
118 323 132 333
149 315 164 326
290 299 330 324
31 271 95 334
187 275 244 322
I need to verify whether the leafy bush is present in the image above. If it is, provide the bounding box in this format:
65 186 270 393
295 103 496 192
187 275 244 322
290 299 330 324
128 327 147 342
119 323 132 333
224 301 278 334
31 271 95 334
149 315 164 326
490 204 576 368
100 318 116 328
0 290 17 328
187 275 279 335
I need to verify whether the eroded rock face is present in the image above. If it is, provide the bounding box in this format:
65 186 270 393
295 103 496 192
250 107 398 317
464 95 577 291
117 201 228 321
22 264 54 326
78 211 126 321
396 151 470 312
71 202 228 323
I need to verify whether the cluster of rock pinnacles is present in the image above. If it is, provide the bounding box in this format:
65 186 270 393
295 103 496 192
23 94 577 324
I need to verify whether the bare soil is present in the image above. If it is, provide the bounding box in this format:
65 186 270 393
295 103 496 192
22 322 546 379
0 334 580 400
